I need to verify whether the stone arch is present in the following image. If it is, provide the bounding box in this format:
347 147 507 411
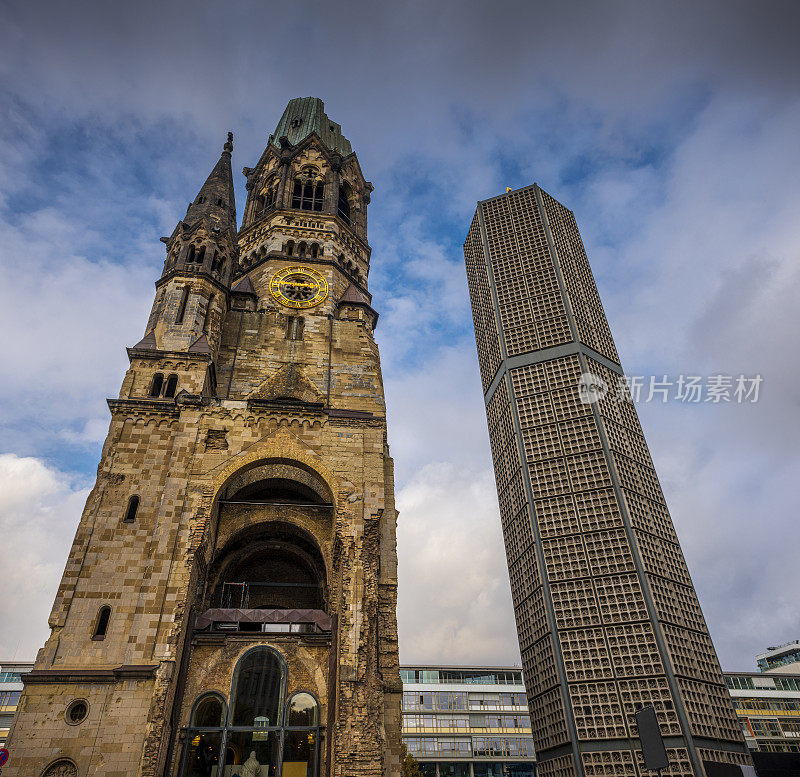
208 519 329 611
190 433 341 557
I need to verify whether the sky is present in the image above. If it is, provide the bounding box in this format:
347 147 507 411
0 0 799 671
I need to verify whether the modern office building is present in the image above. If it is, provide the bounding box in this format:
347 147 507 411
0 662 33 747
400 666 535 777
724 671 800 754
756 643 800 674
6 98 402 777
463 184 752 777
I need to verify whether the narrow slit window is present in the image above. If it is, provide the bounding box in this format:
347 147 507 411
93 607 111 640
123 495 139 523
195 246 206 265
338 186 351 224
150 373 164 397
203 294 214 333
175 287 190 324
186 245 196 263
164 375 178 398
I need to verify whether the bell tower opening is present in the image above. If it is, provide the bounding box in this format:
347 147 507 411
210 521 327 613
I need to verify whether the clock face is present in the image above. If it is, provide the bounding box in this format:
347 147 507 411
269 266 329 309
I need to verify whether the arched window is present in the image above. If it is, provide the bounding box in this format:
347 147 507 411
283 692 320 776
196 245 206 265
186 245 196 264
223 648 284 773
310 243 320 259
123 495 139 523
292 170 324 212
286 240 295 256
286 692 318 727
164 375 178 399
264 179 277 209
182 694 226 776
298 241 307 259
178 648 321 776
337 185 351 224
231 647 283 726
92 606 111 640
193 693 226 727
150 373 164 397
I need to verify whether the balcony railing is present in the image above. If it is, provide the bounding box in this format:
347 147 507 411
216 581 323 610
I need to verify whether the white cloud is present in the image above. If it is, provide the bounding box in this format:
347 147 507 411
0 454 87 659
397 462 520 666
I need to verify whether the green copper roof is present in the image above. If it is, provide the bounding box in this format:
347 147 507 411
271 97 352 155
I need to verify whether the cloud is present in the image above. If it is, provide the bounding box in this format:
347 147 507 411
397 462 519 666
0 454 87 659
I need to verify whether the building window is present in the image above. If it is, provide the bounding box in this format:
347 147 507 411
310 242 320 258
298 241 307 259
338 185 351 224
195 245 206 265
176 286 190 324
292 174 324 212
164 375 178 398
182 694 226 775
186 245 196 263
123 495 139 523
286 316 304 341
92 607 111 640
150 373 164 397
178 648 321 777
286 240 295 256
203 295 214 333
65 699 89 726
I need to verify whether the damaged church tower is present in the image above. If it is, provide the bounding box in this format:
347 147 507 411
7 98 402 777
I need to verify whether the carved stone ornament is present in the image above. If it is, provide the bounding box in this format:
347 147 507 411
42 761 78 777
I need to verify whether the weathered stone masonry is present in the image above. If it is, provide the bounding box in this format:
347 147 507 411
7 98 402 777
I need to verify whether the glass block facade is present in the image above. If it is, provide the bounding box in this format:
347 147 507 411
400 665 536 777
463 184 752 777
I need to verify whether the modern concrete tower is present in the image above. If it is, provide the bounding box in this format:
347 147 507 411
7 98 402 777
464 185 751 777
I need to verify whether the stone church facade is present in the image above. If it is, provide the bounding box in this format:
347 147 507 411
6 98 402 777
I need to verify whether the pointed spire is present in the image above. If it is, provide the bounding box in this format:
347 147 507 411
184 132 237 234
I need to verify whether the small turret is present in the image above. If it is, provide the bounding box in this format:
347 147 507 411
184 132 237 234
160 133 238 288
135 134 240 369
